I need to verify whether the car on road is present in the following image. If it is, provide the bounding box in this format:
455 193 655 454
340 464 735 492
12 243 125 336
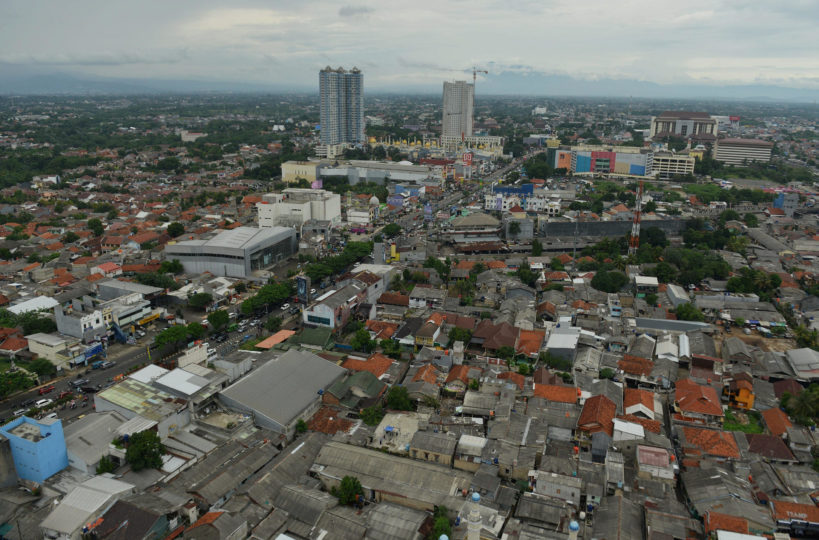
289 306 300 315
35 398 52 408
81 386 98 394
44 412 58 420
13 408 26 417
20 399 35 408
58 391 72 400
214 333 228 343
70 379 89 388
100 361 115 369
281 303 290 311
38 385 55 395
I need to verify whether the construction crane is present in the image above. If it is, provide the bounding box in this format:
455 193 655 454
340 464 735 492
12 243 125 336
472 67 488 86
628 180 644 256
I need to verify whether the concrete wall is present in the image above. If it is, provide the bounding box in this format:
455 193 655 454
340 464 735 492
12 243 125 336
0 436 18 488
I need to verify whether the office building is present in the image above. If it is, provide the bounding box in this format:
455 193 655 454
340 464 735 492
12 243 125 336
713 138 773 166
257 188 341 228
442 81 474 139
281 161 319 184
774 192 799 217
652 152 696 179
649 111 717 141
164 226 296 278
569 146 653 176
0 416 68 483
319 66 364 146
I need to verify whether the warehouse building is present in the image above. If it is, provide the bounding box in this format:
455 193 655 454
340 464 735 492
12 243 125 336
218 349 345 439
164 226 297 278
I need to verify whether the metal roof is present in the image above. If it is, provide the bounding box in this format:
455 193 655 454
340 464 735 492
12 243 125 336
219 349 345 427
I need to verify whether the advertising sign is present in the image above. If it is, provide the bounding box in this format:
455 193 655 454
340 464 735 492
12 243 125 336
296 275 311 304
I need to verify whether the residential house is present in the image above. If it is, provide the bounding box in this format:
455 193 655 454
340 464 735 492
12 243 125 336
577 395 616 437
624 388 655 419
445 365 482 396
724 370 755 410
409 431 458 466
674 378 724 423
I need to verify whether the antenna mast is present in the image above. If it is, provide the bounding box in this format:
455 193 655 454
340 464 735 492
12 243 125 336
628 180 644 256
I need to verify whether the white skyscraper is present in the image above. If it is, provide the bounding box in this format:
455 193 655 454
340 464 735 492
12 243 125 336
319 66 364 146
442 80 474 139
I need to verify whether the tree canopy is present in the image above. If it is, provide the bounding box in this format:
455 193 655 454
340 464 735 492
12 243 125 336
125 430 165 471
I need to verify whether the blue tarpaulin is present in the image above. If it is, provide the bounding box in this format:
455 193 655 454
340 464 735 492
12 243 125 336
385 426 394 432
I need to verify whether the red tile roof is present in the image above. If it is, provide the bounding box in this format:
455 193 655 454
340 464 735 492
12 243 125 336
624 388 654 411
497 371 525 390
185 511 224 532
308 406 354 434
413 364 440 385
616 415 662 434
675 378 723 417
578 395 616 436
365 320 399 339
745 433 795 461
516 329 544 356
772 500 819 524
0 336 27 351
378 292 410 306
773 379 803 399
704 511 749 534
618 354 654 377
761 407 792 437
446 364 478 384
342 353 393 378
682 427 739 459
533 384 577 403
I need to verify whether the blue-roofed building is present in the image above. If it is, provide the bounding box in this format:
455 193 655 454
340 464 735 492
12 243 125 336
0 416 68 483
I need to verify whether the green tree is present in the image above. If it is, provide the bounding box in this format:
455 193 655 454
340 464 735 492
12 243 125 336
62 231 79 244
447 327 472 347
207 309 230 331
265 316 282 332
333 476 364 506
645 293 658 306
167 222 185 238
550 257 564 271
96 455 117 474
295 419 308 433
675 302 705 322
642 226 667 247
107 209 118 221
744 213 759 227
599 368 615 379
382 223 402 237
159 259 183 274
125 430 165 471
361 405 385 426
380 339 401 359
28 358 56 377
497 345 516 360
591 270 628 293
532 238 543 256
186 322 206 340
87 218 104 237
351 328 376 353
187 292 213 310
508 221 522 237
386 386 413 410
155 325 189 349
428 506 452 540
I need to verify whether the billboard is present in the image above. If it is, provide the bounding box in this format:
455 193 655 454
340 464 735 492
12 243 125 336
463 152 473 165
311 180 323 189
296 275 311 304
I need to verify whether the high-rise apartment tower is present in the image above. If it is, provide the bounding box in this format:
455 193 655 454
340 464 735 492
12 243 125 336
319 66 364 146
442 80 474 139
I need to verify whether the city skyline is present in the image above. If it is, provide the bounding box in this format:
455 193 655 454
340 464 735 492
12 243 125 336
319 66 364 146
0 0 817 100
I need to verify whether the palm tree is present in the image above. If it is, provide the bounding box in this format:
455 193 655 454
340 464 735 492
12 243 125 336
508 221 521 237
789 390 818 420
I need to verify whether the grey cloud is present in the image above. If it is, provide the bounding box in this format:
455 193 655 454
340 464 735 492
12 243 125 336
338 5 374 17
0 50 188 66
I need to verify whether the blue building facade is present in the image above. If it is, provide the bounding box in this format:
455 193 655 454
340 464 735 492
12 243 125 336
0 417 68 483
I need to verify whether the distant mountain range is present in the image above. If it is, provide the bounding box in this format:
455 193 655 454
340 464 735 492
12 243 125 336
0 63 816 102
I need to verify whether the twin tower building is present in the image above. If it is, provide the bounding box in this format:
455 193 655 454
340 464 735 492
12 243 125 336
319 66 475 146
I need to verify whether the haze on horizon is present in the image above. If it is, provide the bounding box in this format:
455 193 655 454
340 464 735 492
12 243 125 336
1 0 818 98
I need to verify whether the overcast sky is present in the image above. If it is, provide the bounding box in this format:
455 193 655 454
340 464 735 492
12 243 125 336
1 0 817 92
